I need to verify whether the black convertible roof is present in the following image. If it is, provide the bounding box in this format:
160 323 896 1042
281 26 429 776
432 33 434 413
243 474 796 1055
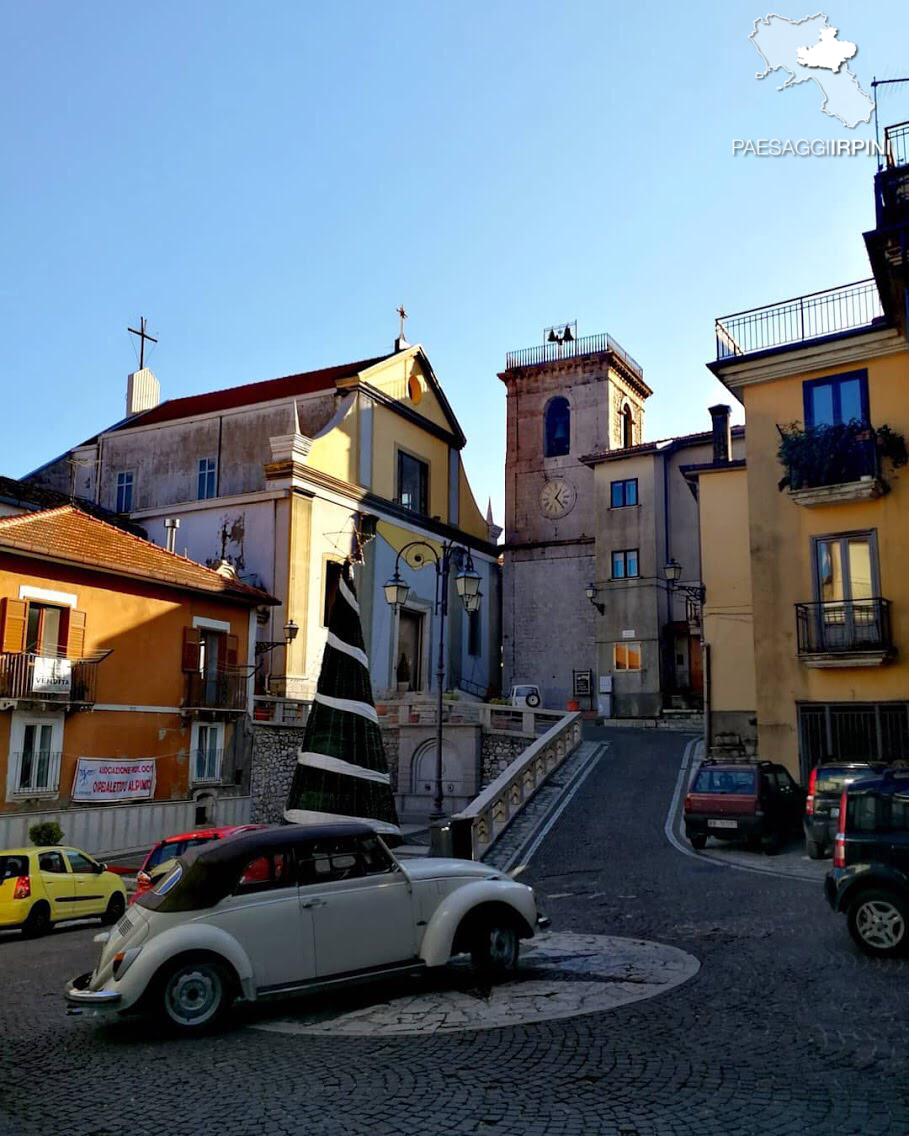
135 822 376 914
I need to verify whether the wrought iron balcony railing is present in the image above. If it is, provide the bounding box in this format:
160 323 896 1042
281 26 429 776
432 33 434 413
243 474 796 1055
779 421 882 491
796 598 892 656
184 669 247 711
0 652 100 704
715 279 884 360
505 332 644 381
9 750 63 796
192 748 224 784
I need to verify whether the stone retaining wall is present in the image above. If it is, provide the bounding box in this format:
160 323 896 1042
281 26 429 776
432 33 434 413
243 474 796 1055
480 732 528 786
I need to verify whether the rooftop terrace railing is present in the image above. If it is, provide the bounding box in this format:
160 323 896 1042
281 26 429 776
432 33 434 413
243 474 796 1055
505 333 644 380
885 119 909 169
715 279 885 360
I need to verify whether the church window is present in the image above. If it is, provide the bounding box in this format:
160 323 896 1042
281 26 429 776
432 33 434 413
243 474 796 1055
397 451 428 514
544 398 570 458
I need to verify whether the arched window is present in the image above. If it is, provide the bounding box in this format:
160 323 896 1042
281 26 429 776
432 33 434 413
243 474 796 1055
622 405 634 448
544 397 571 457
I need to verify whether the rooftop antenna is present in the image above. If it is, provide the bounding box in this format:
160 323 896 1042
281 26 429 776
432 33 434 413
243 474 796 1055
128 316 157 370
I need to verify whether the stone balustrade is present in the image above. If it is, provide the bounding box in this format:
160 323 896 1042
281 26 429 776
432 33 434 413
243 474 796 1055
451 712 582 859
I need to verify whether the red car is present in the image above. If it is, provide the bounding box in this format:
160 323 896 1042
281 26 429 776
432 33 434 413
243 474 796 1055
132 825 265 901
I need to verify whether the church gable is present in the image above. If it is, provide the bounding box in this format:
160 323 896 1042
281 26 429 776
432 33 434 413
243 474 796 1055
355 348 466 445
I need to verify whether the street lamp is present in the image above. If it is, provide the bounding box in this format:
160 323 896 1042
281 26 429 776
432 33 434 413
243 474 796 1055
384 540 483 820
255 618 300 656
663 559 706 630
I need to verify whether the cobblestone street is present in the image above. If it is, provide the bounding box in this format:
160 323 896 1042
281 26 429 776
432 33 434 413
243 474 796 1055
2 727 908 1136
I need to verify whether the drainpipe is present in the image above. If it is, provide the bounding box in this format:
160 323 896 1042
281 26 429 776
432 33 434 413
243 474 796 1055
702 640 711 755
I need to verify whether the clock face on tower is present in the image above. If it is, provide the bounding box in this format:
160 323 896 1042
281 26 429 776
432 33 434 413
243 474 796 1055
539 477 577 519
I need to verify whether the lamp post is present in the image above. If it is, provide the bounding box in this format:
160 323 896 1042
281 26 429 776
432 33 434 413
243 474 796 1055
255 618 300 656
384 540 482 820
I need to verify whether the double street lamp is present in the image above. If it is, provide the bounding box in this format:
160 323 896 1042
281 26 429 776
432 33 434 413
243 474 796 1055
384 541 482 820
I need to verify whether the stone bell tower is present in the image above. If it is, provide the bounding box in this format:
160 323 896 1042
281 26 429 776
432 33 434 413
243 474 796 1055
499 325 651 708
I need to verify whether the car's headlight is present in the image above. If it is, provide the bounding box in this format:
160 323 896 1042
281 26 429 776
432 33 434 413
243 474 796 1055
112 947 142 980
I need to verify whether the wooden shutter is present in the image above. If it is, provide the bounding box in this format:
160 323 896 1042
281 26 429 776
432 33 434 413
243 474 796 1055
66 610 87 659
182 627 202 671
225 634 239 668
0 598 27 654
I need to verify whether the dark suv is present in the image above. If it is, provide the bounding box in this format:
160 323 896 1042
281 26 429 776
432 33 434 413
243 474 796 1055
684 759 805 854
804 762 887 859
825 768 909 958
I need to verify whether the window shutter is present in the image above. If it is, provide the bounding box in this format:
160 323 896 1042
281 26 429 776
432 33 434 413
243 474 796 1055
182 627 202 672
0 598 27 654
67 610 87 659
226 634 239 668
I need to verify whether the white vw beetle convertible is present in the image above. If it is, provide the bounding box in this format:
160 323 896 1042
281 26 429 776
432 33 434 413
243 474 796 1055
65 823 547 1032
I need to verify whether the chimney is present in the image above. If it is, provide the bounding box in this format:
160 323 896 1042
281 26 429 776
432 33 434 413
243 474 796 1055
126 367 160 417
708 404 732 464
164 517 180 553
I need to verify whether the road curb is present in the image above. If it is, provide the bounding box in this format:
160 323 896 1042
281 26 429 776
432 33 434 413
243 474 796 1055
664 739 821 884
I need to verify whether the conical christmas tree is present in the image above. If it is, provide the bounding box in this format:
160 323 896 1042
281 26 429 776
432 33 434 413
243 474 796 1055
284 559 401 835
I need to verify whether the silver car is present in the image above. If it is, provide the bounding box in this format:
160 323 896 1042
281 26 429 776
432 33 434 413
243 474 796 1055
65 823 546 1033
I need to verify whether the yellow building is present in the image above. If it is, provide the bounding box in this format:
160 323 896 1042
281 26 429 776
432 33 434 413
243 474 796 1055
29 339 501 709
706 126 909 779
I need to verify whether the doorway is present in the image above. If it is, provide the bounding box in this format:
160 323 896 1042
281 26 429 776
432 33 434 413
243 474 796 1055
397 611 424 692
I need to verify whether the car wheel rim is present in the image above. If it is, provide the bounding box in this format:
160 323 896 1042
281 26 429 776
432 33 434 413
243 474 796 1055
165 967 222 1025
487 927 517 966
856 900 905 950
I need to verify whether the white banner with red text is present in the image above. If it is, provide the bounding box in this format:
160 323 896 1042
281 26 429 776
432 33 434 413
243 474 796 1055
72 758 156 803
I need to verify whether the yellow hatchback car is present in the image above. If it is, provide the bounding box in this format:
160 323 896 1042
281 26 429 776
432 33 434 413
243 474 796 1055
0 846 127 938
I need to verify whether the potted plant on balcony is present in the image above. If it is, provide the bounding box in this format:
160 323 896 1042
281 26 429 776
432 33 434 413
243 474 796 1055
777 421 907 491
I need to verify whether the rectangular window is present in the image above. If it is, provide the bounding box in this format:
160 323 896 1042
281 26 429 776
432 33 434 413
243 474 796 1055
614 642 642 671
397 451 428 515
804 371 869 428
611 549 640 579
10 717 63 796
610 479 638 508
467 608 481 657
25 604 64 657
193 723 223 783
115 471 133 513
197 458 217 500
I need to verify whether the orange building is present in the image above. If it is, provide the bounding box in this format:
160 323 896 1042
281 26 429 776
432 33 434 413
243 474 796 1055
0 507 276 853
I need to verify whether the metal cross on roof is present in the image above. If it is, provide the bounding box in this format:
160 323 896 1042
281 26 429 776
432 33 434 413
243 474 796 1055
396 305 408 339
128 316 158 370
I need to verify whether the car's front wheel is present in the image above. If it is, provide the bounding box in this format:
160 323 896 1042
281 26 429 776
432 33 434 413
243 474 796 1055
471 920 520 977
156 957 234 1033
847 889 909 958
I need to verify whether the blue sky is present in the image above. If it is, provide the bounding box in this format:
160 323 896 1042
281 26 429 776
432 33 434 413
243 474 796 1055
3 2 908 528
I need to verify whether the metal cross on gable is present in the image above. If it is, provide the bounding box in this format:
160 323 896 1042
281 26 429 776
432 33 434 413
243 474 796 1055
128 316 158 370
396 305 408 338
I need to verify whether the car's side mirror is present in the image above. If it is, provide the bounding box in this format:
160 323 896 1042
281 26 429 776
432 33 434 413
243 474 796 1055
95 863 107 874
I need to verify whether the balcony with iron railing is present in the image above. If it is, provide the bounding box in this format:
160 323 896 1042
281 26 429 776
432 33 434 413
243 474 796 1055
715 279 885 361
796 598 893 666
875 120 909 228
0 651 101 706
504 332 645 382
184 669 248 712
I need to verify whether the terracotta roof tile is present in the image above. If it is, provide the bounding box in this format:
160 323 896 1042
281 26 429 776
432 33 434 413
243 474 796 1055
0 475 146 536
0 507 276 605
114 354 393 431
